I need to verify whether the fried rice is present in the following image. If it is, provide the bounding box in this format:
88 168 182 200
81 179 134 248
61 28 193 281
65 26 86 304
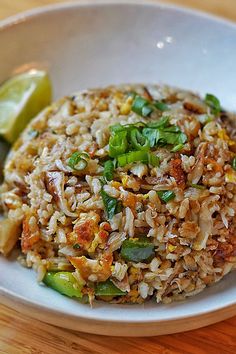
1 84 236 304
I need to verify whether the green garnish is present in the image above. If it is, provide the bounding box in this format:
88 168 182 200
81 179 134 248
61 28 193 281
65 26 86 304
73 244 81 249
117 151 159 167
147 116 169 128
109 131 128 158
204 93 221 115
190 183 206 190
100 189 119 219
103 160 115 181
95 280 126 296
130 128 150 151
131 95 153 117
68 151 90 170
121 238 155 262
171 144 184 152
143 125 187 148
43 272 83 298
110 122 146 134
157 190 176 203
153 101 169 112
232 157 236 171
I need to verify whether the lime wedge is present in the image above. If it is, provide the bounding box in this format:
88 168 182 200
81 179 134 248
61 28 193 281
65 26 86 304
0 70 52 143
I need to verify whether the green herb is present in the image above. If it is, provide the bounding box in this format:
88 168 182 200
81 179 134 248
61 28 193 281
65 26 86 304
109 131 128 158
117 151 159 167
171 143 184 152
130 128 150 151
143 126 187 148
121 238 155 262
110 122 146 134
142 128 158 147
147 116 169 128
103 160 115 181
232 157 236 171
153 101 169 112
204 93 221 115
131 95 153 117
68 151 90 170
73 244 81 249
157 190 175 203
95 280 126 296
190 183 206 190
100 189 119 219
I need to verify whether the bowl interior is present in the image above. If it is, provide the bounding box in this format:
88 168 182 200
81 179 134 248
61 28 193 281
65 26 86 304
0 1 236 328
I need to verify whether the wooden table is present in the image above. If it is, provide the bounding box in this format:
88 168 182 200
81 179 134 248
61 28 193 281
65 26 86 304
1 1 236 353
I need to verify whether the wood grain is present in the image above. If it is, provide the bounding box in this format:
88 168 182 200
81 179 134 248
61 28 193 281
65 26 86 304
1 1 236 353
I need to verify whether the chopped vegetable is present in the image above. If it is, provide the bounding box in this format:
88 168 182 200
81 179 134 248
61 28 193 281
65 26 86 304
143 127 187 147
157 190 175 203
103 160 115 181
142 128 158 147
204 93 221 115
232 157 236 171
121 238 155 262
0 70 52 143
73 243 81 249
153 101 169 112
171 144 184 152
95 280 126 296
43 272 83 298
130 128 150 151
131 95 153 117
147 116 169 128
100 189 119 219
68 151 89 170
109 131 128 157
117 151 159 167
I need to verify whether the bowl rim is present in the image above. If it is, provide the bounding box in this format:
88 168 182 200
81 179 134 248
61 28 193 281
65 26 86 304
1 0 236 327
0 0 236 31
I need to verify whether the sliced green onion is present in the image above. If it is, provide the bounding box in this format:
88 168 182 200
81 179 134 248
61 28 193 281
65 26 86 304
147 116 169 128
109 131 128 158
190 183 206 190
68 151 89 170
121 238 155 262
148 153 160 167
103 160 115 181
110 122 146 134
117 151 159 167
232 157 236 171
130 128 150 151
171 144 184 152
157 190 175 203
204 93 221 115
95 280 126 296
131 95 153 117
100 189 119 219
142 128 158 148
153 101 169 112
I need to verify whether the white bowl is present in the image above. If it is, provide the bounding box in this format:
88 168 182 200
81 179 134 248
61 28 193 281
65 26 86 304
1 1 236 337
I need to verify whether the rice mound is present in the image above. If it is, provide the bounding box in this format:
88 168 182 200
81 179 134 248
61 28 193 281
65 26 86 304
1 84 236 304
